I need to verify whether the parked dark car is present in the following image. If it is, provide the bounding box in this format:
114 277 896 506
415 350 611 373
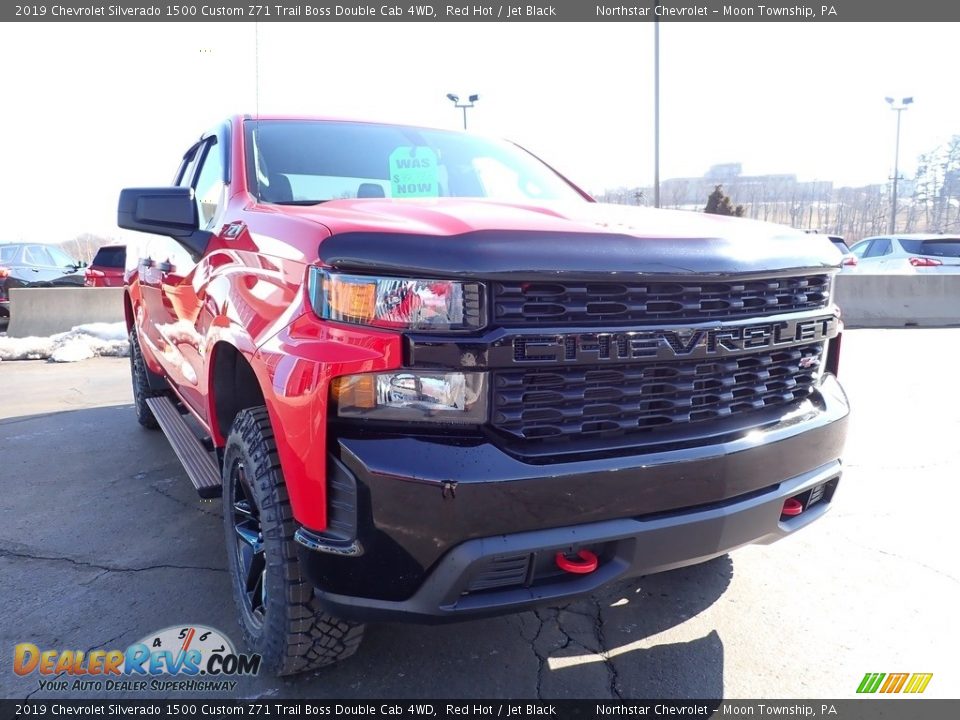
85 245 127 287
0 243 86 319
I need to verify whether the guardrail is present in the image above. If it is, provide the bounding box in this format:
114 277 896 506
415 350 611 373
834 272 960 328
6 287 125 338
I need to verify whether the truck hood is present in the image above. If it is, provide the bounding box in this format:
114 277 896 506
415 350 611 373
287 198 842 278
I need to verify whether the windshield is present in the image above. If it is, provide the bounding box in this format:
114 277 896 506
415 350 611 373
244 120 585 205
898 239 960 258
92 246 126 268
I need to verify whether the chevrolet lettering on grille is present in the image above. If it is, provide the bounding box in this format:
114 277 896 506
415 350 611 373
510 314 838 365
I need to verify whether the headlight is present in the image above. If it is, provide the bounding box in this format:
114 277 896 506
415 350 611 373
332 371 487 424
309 268 483 331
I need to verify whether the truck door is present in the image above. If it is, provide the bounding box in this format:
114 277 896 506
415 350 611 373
138 137 226 418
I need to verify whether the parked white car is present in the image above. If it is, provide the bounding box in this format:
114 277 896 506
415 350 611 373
849 234 960 272
827 235 858 271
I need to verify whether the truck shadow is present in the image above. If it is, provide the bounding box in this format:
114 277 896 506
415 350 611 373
276 557 732 700
2 403 731 701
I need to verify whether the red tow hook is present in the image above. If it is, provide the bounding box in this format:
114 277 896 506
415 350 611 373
781 498 804 517
555 549 599 574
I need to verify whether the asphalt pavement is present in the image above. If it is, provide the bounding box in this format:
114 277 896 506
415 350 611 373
1 329 958 700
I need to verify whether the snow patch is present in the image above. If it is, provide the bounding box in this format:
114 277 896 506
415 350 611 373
0 322 129 363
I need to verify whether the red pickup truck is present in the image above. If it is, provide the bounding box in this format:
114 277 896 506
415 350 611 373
119 115 848 676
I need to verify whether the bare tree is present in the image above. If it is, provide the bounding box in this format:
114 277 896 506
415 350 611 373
58 233 118 264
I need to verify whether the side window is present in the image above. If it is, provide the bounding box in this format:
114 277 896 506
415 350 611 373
151 237 194 277
47 247 77 267
865 238 891 257
140 237 159 266
193 140 225 230
176 143 202 188
23 245 54 266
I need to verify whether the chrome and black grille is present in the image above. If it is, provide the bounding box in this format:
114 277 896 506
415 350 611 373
492 275 831 327
492 343 823 442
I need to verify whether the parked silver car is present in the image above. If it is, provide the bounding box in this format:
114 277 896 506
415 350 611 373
849 234 960 272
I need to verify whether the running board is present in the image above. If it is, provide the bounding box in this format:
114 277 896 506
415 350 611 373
145 397 222 499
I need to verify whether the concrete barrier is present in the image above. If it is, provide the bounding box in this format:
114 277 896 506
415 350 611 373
835 273 960 328
5 277 955 337
7 287 125 338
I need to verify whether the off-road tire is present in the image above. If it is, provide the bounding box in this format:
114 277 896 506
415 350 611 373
223 407 365 676
129 326 164 430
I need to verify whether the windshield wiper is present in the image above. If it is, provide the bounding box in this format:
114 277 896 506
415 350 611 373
270 199 329 206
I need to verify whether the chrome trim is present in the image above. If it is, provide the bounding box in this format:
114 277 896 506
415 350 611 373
295 528 364 557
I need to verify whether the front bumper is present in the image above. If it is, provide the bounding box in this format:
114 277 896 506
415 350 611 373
297 374 849 622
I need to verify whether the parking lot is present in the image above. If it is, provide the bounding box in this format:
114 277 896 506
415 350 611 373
1 328 958 700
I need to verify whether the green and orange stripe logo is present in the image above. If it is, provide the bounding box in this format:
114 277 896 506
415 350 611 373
857 672 933 694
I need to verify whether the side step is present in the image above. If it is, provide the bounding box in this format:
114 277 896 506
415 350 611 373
145 397 222 499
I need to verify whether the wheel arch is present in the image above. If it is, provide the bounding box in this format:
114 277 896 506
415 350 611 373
207 341 267 447
123 291 135 331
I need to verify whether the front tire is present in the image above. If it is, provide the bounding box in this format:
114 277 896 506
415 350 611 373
129 326 164 430
222 407 365 676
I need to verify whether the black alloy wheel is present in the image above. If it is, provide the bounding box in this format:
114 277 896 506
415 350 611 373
222 407 365 675
230 459 266 625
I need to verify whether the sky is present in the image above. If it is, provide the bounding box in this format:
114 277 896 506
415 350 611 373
0 20 957 244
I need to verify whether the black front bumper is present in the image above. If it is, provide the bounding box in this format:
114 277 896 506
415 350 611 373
297 375 848 623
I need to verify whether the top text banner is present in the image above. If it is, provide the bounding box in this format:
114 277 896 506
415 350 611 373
5 0 959 22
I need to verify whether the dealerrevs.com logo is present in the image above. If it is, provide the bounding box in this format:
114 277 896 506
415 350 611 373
14 625 260 693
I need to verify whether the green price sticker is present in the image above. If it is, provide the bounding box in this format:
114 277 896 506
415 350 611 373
389 146 440 198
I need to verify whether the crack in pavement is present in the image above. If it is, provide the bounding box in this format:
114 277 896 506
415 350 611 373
522 601 624 700
147 476 221 519
846 541 959 585
0 547 225 575
529 609 547 700
592 597 623 700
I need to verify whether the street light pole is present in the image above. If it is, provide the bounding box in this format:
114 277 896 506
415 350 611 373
885 96 913 233
446 93 479 130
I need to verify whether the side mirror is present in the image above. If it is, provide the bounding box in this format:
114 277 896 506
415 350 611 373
118 186 212 259
118 187 198 237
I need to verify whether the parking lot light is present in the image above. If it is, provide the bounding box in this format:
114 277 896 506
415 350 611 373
886 96 914 233
446 92 480 130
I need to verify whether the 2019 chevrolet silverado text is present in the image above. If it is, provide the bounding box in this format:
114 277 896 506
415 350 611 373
118 115 848 675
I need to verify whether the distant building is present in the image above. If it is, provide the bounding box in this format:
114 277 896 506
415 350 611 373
660 165 833 207
706 163 742 181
